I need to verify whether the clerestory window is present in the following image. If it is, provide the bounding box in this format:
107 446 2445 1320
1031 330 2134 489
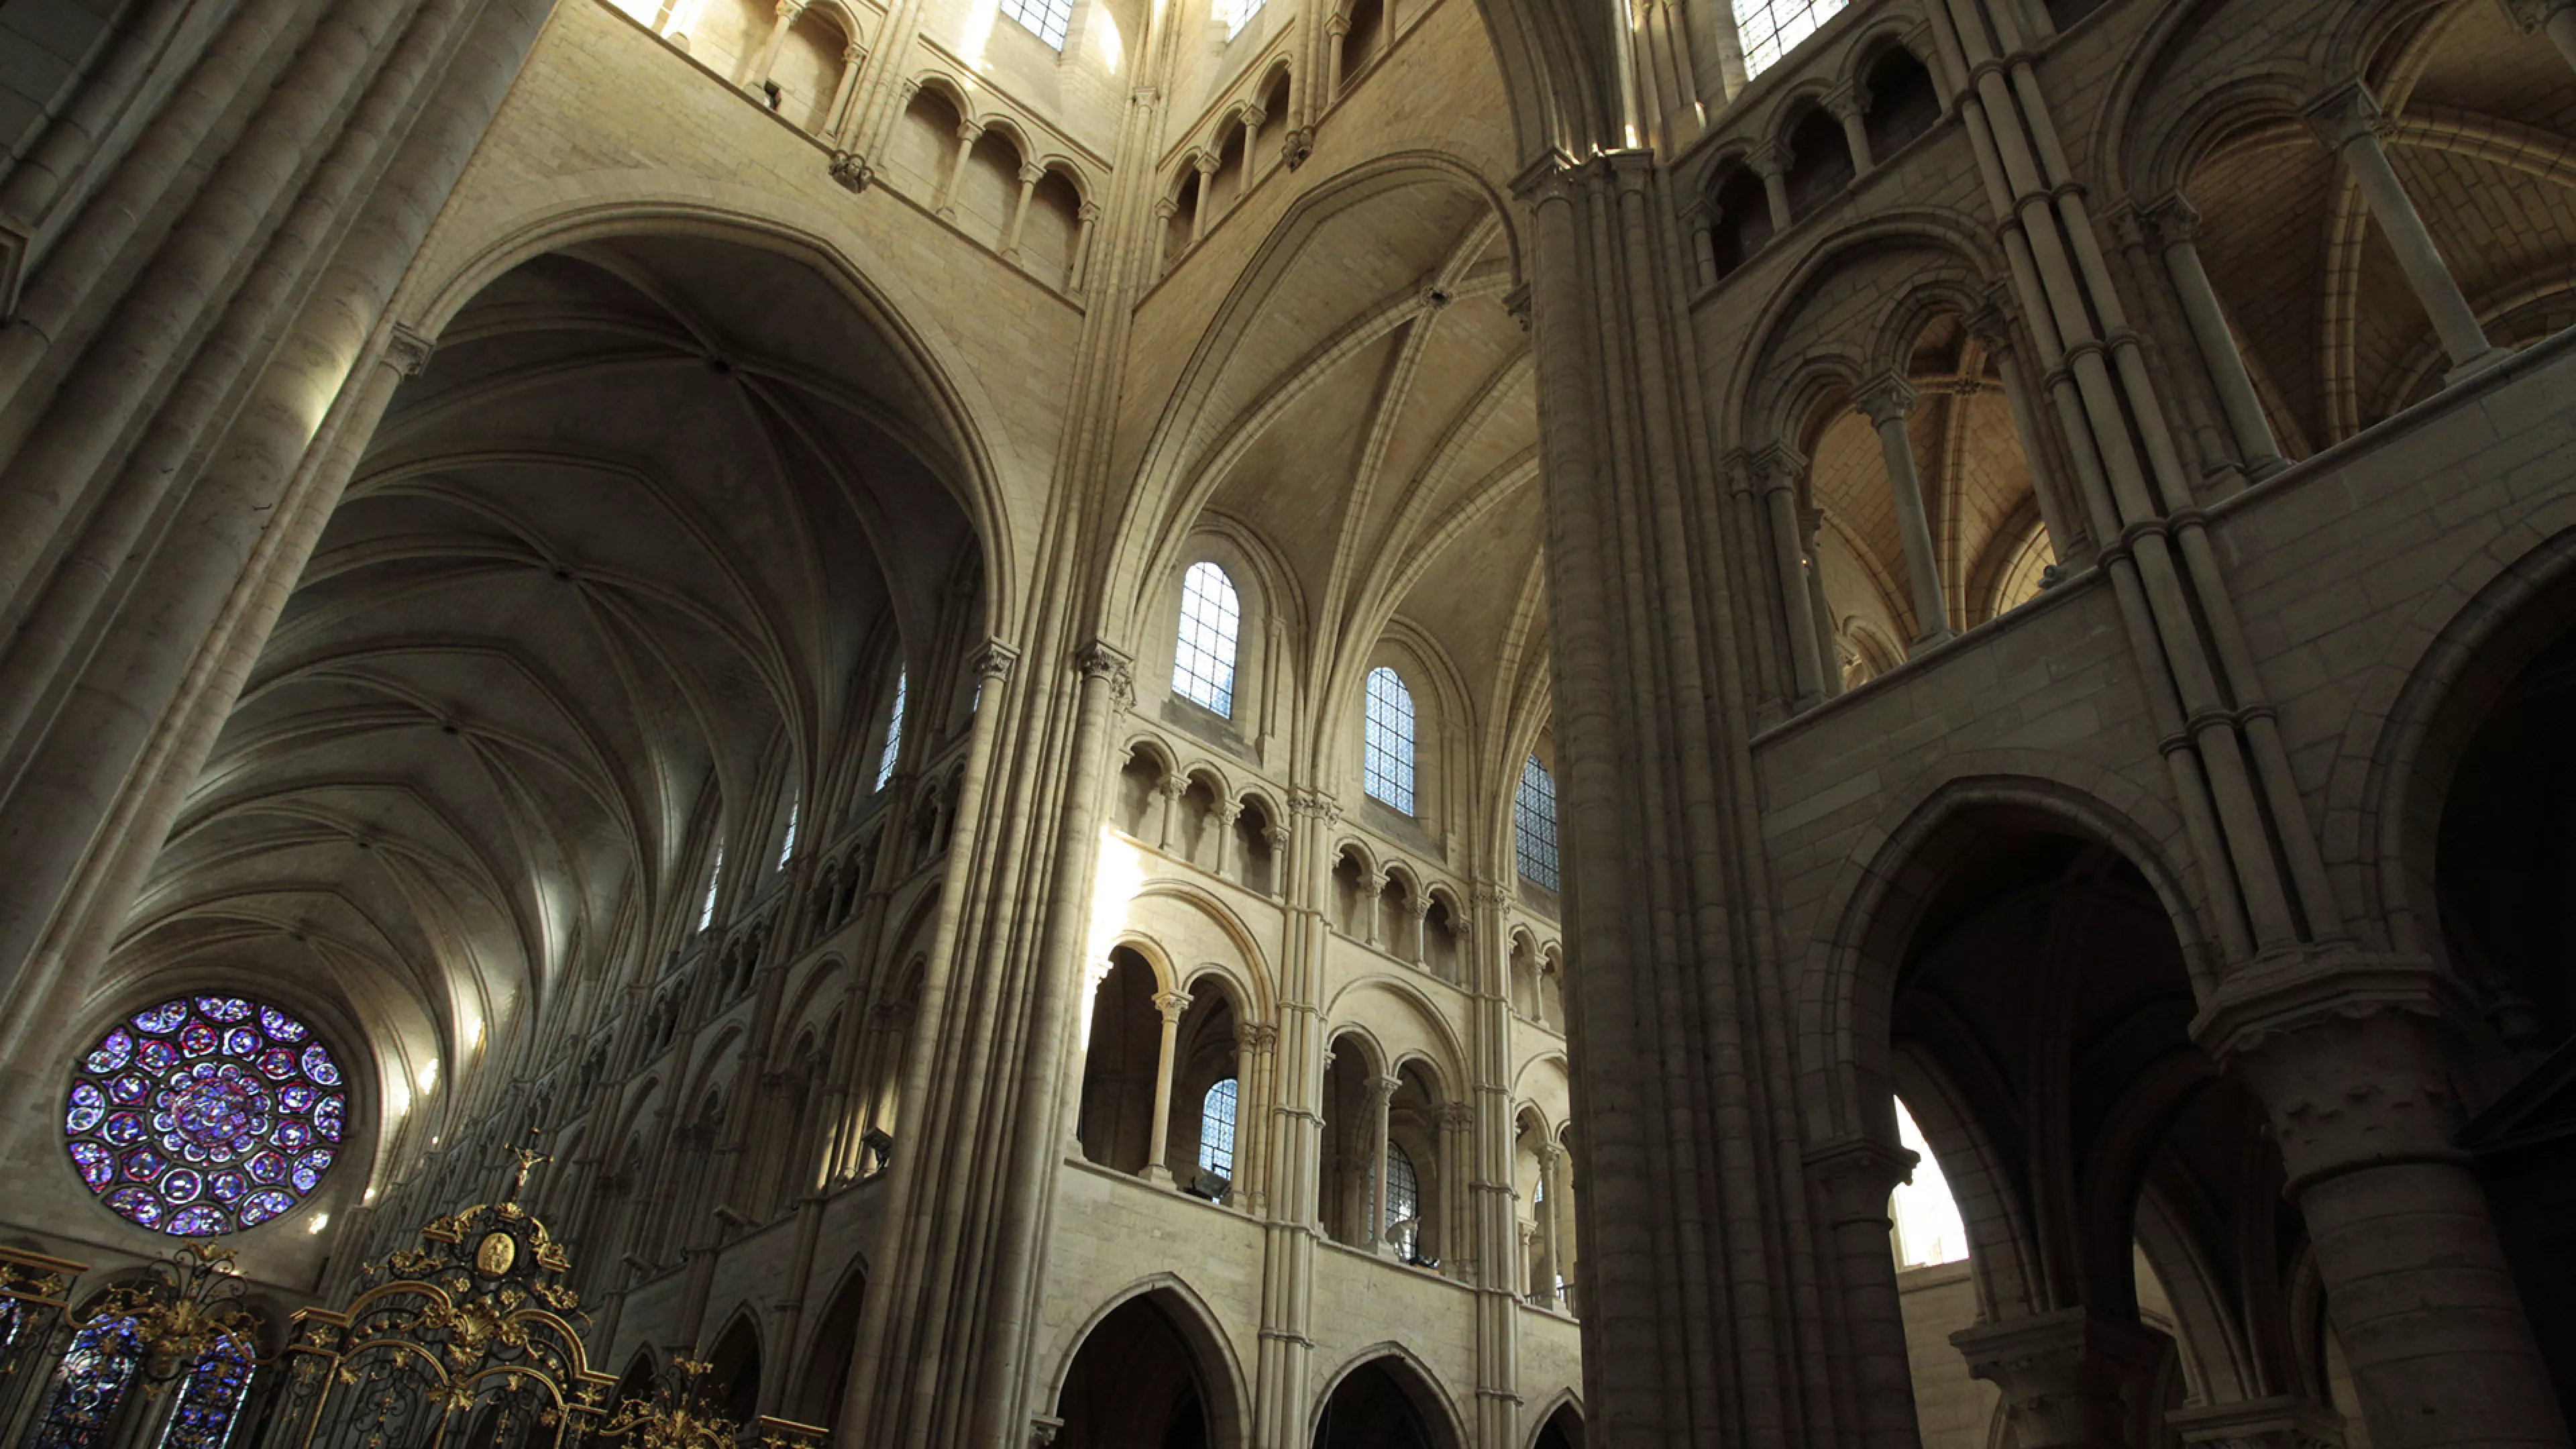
1515 755 1560 890
1173 561 1242 716
699 844 724 930
1734 0 1847 78
1362 666 1416 813
1198 1078 1238 1177
875 671 907 791
1216 0 1263 34
999 0 1073 48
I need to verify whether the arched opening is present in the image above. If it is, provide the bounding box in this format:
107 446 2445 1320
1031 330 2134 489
2429 609 2576 1410
1054 1294 1215 1449
793 1266 867 1430
1077 947 1163 1173
1532 1402 1582 1449
1707 164 1773 280
1337 0 1383 89
1311 1356 1454 1449
1860 46 1938 159
1781 106 1856 222
1868 802 2299 1446
703 1315 761 1426
1164 983 1243 1195
1317 1032 1379 1247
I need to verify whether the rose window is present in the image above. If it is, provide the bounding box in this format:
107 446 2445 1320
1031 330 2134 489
64 996 347 1235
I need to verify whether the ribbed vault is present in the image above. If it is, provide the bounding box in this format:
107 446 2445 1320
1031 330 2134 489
111 235 980 1148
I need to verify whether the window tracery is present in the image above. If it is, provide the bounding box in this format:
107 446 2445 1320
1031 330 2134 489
1515 755 1560 890
64 997 346 1236
1362 667 1415 813
1734 0 1846 77
1173 561 1242 716
28 1318 141 1449
1197 1079 1238 1177
998 0 1071 48
876 671 908 790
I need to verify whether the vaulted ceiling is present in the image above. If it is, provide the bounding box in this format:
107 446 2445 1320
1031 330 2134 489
110 236 979 1124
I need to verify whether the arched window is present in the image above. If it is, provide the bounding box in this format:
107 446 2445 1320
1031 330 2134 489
1891 1097 1968 1266
699 845 724 930
1515 755 1560 890
1734 0 1847 77
29 1318 141 1449
998 0 1071 47
1385 1143 1422 1260
875 670 908 791
1362 666 1416 813
1173 561 1242 716
777 796 799 869
1197 1078 1238 1177
1216 0 1263 33
158 1334 256 1449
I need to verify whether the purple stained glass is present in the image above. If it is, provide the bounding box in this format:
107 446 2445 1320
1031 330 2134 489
66 996 345 1236
85 1029 133 1075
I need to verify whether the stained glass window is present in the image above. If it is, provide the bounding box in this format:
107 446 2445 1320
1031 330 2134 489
1197 1079 1238 1177
875 671 907 791
999 0 1071 48
1362 667 1415 813
1515 755 1560 890
1172 562 1242 716
1734 0 1847 77
157 1336 255 1449
28 1318 140 1449
64 997 346 1236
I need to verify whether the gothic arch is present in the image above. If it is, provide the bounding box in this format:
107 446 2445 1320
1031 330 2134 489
1307 1343 1466 1449
1041 1275 1251 1449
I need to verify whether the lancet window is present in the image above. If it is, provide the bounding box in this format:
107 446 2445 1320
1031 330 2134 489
1173 561 1242 716
1362 667 1416 813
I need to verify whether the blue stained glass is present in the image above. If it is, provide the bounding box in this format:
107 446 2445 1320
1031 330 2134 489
67 996 343 1235
85 1030 133 1075
157 1338 254 1449
29 1318 142 1449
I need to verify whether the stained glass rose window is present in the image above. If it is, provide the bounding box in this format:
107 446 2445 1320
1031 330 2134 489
64 996 347 1236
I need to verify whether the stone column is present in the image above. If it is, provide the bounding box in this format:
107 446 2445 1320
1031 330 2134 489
745 0 805 86
1155 773 1184 851
1142 989 1191 1185
1964 304 2088 568
2503 0 2576 74
1189 152 1220 244
1532 1142 1564 1303
2194 955 2569 1449
1240 1022 1276 1214
1756 443 1827 705
1856 374 1955 652
1752 142 1794 234
824 42 865 139
1807 1136 1922 1449
1403 895 1430 968
2143 195 2287 476
1210 798 1239 877
2302 83 2510 380
1229 1022 1258 1201
1366 1075 1397 1251
1799 504 1842 698
1067 201 1099 292
1361 867 1388 948
934 119 981 218
999 163 1044 263
1951 1309 2172 1449
1828 85 1874 174
1438 1100 1475 1281
1323 16 1349 94
1263 823 1290 898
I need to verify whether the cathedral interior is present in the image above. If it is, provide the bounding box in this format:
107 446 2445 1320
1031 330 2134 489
0 0 2574 1443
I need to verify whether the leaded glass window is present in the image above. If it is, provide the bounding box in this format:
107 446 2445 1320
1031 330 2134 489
998 0 1071 48
1197 1078 1238 1177
28 1318 140 1449
1385 1144 1422 1260
156 1337 255 1449
875 671 908 790
1216 0 1263 35
1172 562 1242 716
64 997 346 1235
1362 667 1415 813
1515 755 1560 890
1735 0 1847 76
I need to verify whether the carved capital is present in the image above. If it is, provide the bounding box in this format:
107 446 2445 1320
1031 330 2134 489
2189 953 2473 1189
2300 80 2390 153
1288 788 1340 822
1438 1101 1476 1132
971 637 1021 682
2166 1395 2347 1449
1752 441 1809 493
1283 127 1313 170
1854 374 1919 427
1748 142 1792 179
1018 162 1046 185
1501 282 1532 332
955 120 985 143
2141 192 2204 250
385 323 436 376
1803 1134 1918 1224
1194 150 1221 175
1823 83 1869 121
1952 1309 2173 1449
1152 989 1193 1022
1077 200 1101 222
1076 639 1136 708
